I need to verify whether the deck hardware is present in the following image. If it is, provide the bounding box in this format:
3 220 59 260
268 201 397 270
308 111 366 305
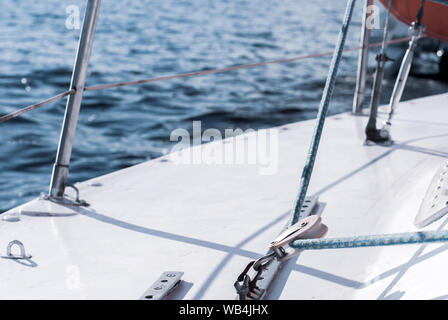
65 184 89 206
40 184 89 207
381 4 426 139
139 271 183 300
49 0 101 200
269 215 328 251
352 0 372 114
365 0 394 145
253 252 277 270
234 216 327 300
365 52 394 145
88 182 102 187
234 274 251 300
234 254 275 300
1 240 32 260
234 196 323 300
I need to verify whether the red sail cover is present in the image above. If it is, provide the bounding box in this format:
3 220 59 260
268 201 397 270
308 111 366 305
379 0 448 42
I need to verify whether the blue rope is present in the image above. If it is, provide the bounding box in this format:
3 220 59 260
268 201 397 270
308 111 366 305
290 230 448 250
292 0 357 225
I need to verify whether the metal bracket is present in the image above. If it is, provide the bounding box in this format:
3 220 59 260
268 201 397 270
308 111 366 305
41 184 89 207
1 240 32 260
234 196 322 300
139 271 183 300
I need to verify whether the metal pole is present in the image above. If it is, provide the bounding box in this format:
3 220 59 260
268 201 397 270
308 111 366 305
381 0 426 137
365 0 393 143
382 21 424 133
49 0 101 199
365 53 390 141
352 0 372 114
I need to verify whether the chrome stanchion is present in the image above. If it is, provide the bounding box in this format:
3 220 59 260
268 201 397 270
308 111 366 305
49 0 101 201
352 0 372 115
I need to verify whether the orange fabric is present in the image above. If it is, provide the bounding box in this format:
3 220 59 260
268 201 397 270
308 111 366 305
378 0 448 42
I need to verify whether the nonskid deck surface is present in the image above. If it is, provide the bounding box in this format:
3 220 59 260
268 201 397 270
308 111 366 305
1 93 448 299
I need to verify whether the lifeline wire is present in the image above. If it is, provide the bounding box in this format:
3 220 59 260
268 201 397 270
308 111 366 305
0 90 75 124
0 36 416 124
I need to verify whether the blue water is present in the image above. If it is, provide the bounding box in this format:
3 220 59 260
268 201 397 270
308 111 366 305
1 0 447 212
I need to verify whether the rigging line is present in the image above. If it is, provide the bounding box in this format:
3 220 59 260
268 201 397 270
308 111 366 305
291 0 357 225
83 37 416 92
0 89 75 124
290 230 448 250
380 0 393 53
0 36 419 124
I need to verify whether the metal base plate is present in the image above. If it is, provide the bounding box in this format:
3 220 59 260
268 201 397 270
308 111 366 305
139 271 183 300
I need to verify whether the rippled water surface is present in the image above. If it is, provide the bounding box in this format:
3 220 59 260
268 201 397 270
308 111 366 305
1 0 447 212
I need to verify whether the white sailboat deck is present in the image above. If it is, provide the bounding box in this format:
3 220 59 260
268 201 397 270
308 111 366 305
1 93 448 300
